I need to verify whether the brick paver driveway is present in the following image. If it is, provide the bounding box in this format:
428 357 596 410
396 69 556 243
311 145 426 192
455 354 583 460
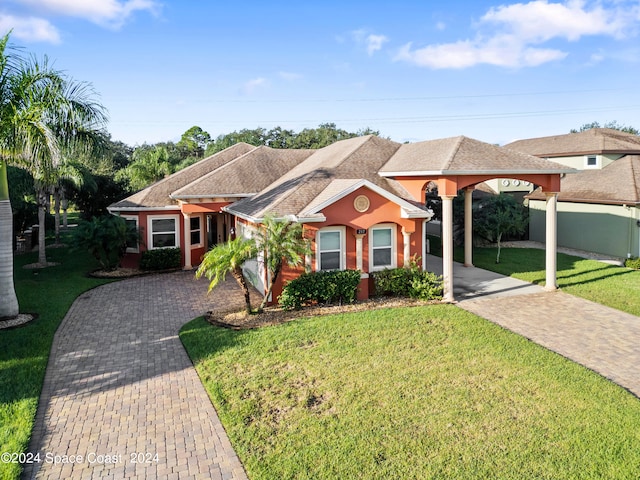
23 272 249 480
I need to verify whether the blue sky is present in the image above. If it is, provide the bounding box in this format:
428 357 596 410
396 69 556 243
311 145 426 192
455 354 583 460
2 0 639 147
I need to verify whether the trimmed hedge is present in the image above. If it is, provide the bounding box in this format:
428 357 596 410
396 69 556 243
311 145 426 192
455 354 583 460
625 257 640 270
140 247 182 271
279 269 361 310
372 266 443 301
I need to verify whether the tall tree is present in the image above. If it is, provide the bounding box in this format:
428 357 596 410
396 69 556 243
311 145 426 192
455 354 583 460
0 33 49 318
116 145 171 191
177 125 211 159
0 33 107 319
20 62 107 265
571 121 639 135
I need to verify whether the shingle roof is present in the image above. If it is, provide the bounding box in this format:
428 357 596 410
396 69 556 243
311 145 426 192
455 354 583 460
109 142 256 210
505 128 640 157
171 146 314 198
226 135 422 220
528 155 640 205
380 136 573 175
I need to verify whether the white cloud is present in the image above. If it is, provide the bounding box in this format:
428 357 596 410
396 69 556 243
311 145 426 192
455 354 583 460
482 0 626 41
0 14 61 43
240 77 268 95
351 29 389 56
13 0 161 28
365 34 389 56
395 0 638 69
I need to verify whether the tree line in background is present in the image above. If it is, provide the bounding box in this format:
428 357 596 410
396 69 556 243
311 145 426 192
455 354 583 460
10 122 382 233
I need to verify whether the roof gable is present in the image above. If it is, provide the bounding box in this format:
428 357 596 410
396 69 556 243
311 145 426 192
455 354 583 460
506 128 640 157
171 146 314 199
225 135 411 221
109 142 256 210
380 136 573 176
298 179 432 221
528 154 640 205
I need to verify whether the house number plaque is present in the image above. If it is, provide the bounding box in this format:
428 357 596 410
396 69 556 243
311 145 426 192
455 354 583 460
354 195 370 212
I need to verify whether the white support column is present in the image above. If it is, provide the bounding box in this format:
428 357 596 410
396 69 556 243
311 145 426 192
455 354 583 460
421 219 429 271
183 213 192 270
464 187 473 267
441 195 455 302
354 233 365 272
402 229 412 267
545 192 558 291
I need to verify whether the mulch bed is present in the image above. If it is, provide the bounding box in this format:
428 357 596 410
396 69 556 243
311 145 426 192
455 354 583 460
89 267 182 278
206 297 436 330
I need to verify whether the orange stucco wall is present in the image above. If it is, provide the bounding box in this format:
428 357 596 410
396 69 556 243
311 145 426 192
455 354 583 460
119 209 186 269
264 187 428 306
394 174 563 202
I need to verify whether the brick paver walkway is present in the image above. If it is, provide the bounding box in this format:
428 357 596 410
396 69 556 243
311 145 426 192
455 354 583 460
460 291 640 398
22 272 250 480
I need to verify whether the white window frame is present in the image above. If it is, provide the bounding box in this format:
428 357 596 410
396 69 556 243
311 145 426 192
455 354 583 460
121 215 139 253
189 215 203 248
147 214 180 250
585 155 600 169
369 223 397 271
316 227 346 271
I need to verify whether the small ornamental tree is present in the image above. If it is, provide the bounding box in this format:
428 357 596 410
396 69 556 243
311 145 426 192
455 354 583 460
474 193 528 263
254 216 310 312
195 238 257 315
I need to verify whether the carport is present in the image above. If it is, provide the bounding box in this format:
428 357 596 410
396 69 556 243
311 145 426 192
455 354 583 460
379 136 576 302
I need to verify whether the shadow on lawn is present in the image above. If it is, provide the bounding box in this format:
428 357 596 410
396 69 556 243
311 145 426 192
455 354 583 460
462 248 636 289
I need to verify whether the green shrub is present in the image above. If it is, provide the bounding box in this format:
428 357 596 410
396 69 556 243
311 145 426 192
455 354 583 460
372 265 443 301
279 269 361 310
140 247 182 271
73 215 139 271
625 257 640 270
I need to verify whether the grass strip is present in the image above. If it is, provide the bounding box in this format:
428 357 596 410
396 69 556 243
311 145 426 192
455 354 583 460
468 247 640 316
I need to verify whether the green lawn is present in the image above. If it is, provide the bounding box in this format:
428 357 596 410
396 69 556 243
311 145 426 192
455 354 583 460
467 247 640 317
3 236 640 480
181 306 640 479
0 242 112 480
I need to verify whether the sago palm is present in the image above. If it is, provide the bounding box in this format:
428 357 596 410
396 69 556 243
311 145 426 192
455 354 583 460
195 237 258 315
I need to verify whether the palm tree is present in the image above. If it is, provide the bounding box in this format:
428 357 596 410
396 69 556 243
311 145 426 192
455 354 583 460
0 33 106 318
116 145 171 192
0 33 26 319
254 216 309 312
51 159 97 244
195 237 258 315
27 69 107 265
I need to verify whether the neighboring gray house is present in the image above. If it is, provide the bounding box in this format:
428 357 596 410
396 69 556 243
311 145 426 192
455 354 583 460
505 128 640 259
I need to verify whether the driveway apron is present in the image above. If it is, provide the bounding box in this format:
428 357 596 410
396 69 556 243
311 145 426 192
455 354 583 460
459 291 640 399
22 271 248 480
427 254 640 398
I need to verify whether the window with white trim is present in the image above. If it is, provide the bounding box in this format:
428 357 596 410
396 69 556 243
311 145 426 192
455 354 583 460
148 215 179 249
369 224 396 271
585 155 599 169
317 227 345 271
190 216 202 246
122 215 139 253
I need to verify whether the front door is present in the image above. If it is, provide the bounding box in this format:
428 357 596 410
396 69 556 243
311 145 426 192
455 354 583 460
207 214 217 249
